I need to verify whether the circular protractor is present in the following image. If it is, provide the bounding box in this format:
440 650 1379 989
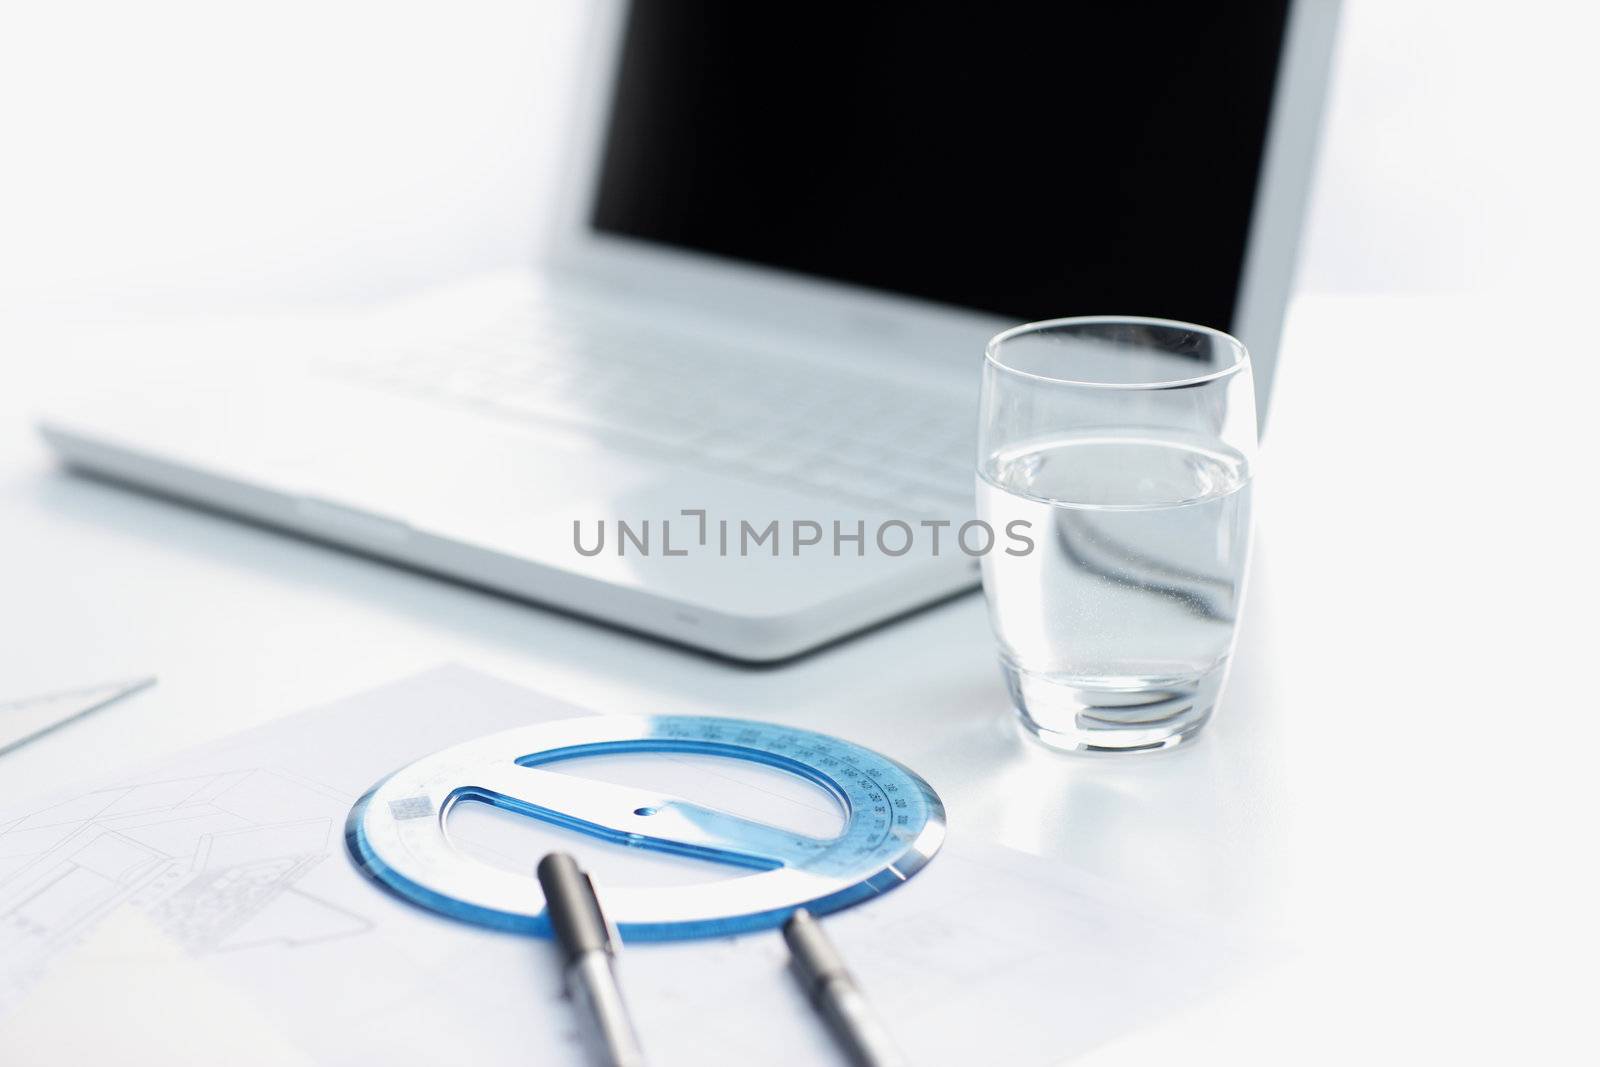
346 715 946 940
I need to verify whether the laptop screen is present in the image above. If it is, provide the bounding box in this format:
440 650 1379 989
590 4 1291 330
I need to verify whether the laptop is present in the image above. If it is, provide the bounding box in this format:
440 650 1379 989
38 2 1338 661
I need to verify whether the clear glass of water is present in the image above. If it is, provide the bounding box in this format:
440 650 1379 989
977 317 1257 753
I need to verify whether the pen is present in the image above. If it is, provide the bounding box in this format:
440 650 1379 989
537 853 647 1067
782 908 907 1067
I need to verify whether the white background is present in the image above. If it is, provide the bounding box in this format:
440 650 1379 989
2 4 1599 1064
4 1 1598 319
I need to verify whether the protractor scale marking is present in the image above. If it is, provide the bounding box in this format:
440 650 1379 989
347 715 946 940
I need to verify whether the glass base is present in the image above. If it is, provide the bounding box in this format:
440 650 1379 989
1001 659 1225 753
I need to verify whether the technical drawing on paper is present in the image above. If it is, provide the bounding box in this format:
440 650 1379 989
0 769 372 1013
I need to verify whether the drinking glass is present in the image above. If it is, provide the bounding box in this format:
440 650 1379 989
976 317 1257 753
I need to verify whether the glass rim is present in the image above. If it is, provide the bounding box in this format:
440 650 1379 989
984 315 1251 391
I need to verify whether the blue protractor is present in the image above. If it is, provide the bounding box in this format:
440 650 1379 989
346 715 946 940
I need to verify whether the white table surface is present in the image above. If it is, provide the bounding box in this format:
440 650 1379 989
2 293 1594 1063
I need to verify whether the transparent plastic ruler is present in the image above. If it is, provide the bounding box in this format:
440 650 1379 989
347 715 945 940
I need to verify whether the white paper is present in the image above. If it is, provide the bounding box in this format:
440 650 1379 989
0 665 1258 1065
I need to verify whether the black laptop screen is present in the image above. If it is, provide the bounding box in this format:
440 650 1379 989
590 4 1291 330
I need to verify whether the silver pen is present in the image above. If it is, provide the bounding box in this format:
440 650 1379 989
537 853 647 1067
783 908 908 1067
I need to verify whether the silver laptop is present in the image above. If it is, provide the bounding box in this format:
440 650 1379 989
38 2 1338 661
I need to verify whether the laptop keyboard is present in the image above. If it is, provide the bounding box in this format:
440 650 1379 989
328 304 977 517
